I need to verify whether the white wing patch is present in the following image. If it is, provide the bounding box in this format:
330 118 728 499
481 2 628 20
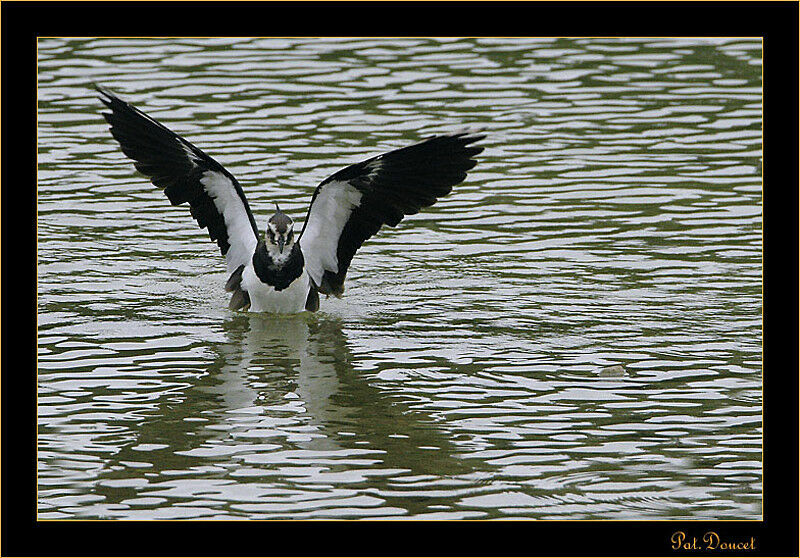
299 179 363 287
200 170 258 274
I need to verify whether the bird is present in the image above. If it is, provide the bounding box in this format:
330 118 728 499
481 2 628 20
96 86 485 314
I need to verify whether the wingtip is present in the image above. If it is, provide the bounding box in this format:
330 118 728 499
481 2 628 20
94 83 111 96
420 129 487 149
424 128 487 147
453 127 488 144
94 84 124 107
442 128 486 158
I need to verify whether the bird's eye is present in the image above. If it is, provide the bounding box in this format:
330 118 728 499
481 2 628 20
267 230 275 243
286 230 293 242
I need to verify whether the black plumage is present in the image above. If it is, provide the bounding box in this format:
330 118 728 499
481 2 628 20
224 264 250 311
224 264 246 292
96 86 259 257
304 283 320 312
303 133 485 296
252 241 305 291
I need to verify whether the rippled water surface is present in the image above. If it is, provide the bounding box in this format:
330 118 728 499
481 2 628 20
37 37 762 520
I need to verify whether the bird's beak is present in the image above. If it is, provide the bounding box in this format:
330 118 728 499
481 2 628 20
278 237 285 253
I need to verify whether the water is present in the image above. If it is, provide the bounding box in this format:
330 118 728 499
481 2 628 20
37 37 762 520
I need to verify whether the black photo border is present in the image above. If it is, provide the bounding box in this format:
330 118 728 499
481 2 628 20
5 1 797 556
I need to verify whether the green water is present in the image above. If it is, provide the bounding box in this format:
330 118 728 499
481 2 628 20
37 37 762 519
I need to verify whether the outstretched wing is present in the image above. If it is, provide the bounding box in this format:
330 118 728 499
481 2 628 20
298 132 484 296
97 86 259 275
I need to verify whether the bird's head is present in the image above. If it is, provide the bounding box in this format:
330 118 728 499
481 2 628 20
265 204 295 255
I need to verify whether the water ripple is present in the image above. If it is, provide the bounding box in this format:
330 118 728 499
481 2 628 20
38 37 761 519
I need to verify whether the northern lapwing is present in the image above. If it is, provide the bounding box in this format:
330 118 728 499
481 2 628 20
97 86 484 314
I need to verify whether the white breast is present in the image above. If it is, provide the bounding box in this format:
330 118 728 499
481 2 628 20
241 264 311 314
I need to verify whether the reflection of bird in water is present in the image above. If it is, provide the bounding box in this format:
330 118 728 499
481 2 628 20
213 314 472 470
90 314 472 516
207 314 351 453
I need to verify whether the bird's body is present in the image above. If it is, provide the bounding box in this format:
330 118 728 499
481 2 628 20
97 86 484 314
235 237 313 313
242 264 312 313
